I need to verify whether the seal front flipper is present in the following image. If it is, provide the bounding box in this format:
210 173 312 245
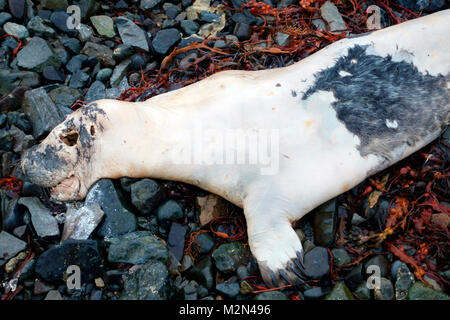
243 194 307 288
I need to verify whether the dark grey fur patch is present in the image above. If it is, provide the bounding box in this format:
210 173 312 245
302 45 449 160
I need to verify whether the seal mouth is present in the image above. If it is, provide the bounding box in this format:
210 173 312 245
50 174 81 201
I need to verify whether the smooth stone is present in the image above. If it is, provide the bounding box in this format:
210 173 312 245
0 12 12 27
311 199 336 247
121 261 171 300
68 70 89 89
3 22 29 39
325 282 355 300
95 68 113 82
85 80 106 102
35 240 103 283
108 231 168 264
0 231 27 266
66 54 87 73
163 2 181 19
304 246 330 279
85 179 137 238
152 28 181 56
192 233 215 254
129 55 146 71
18 197 60 238
180 20 199 36
8 0 25 19
17 37 61 72
167 222 188 262
50 11 77 36
156 199 184 229
140 0 164 10
110 58 131 87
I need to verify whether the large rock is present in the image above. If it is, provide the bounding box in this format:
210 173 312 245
3 22 29 39
27 16 56 37
35 240 104 283
0 69 39 96
18 197 60 238
8 0 25 19
17 37 61 72
107 231 168 264
0 231 27 266
85 179 137 237
115 17 150 51
121 260 171 300
48 85 82 110
22 87 65 138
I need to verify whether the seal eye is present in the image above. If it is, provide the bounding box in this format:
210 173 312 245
60 131 79 147
90 125 96 136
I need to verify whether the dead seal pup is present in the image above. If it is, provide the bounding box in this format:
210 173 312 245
21 10 449 288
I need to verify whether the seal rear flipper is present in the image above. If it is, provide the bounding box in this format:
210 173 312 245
244 198 308 288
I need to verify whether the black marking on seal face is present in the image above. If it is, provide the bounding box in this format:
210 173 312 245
302 45 449 160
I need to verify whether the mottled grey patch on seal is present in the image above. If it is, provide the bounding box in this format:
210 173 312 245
302 45 449 160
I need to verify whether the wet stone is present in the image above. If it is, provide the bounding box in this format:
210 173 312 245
311 199 336 247
140 0 164 10
354 282 371 300
110 58 131 87
156 199 184 230
320 1 347 32
181 20 199 36
42 66 66 83
303 286 326 300
167 222 188 262
48 85 82 110
152 28 181 56
325 282 355 300
90 15 115 38
40 0 68 10
131 179 165 214
0 231 27 265
0 70 40 96
115 16 150 52
18 197 60 238
112 44 134 61
163 3 182 19
364 255 389 278
66 54 87 73
216 282 240 298
17 37 61 72
69 70 90 89
35 240 103 283
304 246 330 280
81 42 115 67
344 263 364 291
254 291 288 300
408 282 450 300
331 248 351 267
85 80 106 102
86 179 137 238
62 203 105 241
95 68 113 82
0 12 11 27
395 262 414 300
186 256 214 289
233 23 251 40
8 0 25 19
107 231 168 264
50 11 77 36
121 261 171 300
212 242 250 273
374 278 394 300
27 16 56 37
192 232 215 255
3 22 29 39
